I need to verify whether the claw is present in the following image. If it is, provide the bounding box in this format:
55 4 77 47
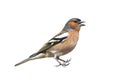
61 63 70 67
65 58 71 63
55 62 70 67
55 64 62 67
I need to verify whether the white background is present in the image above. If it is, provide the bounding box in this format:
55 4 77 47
0 0 120 80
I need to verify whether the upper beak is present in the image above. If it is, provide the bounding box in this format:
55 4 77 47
79 21 85 26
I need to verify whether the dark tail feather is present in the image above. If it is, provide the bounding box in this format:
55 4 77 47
14 58 31 66
15 53 46 67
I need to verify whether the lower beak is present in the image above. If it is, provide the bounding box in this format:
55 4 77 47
79 21 85 26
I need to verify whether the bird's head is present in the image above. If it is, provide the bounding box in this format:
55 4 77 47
63 18 85 31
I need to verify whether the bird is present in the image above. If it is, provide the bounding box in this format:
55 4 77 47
15 18 85 67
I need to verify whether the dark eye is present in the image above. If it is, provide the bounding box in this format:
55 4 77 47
74 21 78 23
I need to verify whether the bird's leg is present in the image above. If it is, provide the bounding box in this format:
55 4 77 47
55 57 63 67
55 56 71 67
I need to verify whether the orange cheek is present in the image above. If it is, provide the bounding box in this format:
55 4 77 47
68 22 80 31
68 22 76 29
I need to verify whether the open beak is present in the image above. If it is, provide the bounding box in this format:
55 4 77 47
79 21 85 26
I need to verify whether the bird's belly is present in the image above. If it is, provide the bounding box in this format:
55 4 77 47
49 43 76 57
49 50 63 56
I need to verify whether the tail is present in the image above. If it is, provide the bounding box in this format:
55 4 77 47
15 53 46 66
14 58 31 66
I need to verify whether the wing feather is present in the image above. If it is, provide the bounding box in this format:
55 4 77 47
29 32 68 58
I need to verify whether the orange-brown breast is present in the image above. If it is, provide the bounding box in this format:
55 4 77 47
48 30 79 56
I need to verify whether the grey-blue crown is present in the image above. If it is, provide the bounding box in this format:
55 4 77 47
69 18 81 22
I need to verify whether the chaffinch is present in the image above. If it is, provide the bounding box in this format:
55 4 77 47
15 18 85 67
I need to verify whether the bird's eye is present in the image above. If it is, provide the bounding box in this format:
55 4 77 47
74 21 78 23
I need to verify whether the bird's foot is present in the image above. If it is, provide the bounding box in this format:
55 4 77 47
55 62 70 67
55 58 71 67
62 62 70 67
64 58 71 63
